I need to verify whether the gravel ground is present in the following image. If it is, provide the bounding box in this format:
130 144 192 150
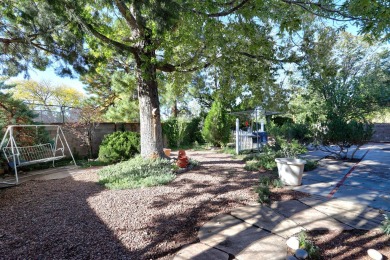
0 151 260 259
0 150 388 259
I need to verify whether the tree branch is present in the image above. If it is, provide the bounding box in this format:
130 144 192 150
192 0 250 18
281 0 370 22
68 9 138 55
113 0 142 36
238 51 302 63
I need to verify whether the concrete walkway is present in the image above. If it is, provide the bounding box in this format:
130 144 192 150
175 143 390 259
295 143 390 211
174 198 386 260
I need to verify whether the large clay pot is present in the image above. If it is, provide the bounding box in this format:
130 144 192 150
163 148 171 157
275 158 306 186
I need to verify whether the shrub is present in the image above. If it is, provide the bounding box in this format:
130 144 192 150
304 160 318 172
162 117 204 148
382 214 390 235
255 175 283 203
298 231 321 259
279 139 307 158
98 156 175 189
318 118 373 159
202 100 231 147
268 121 313 144
162 118 179 148
98 131 140 163
256 184 270 204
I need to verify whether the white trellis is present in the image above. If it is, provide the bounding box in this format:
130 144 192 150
0 125 77 185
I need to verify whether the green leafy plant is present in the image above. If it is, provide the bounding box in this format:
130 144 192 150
162 117 204 148
255 175 283 203
202 100 231 147
298 231 321 259
255 184 270 204
317 117 373 159
98 131 140 163
279 139 307 158
272 178 284 188
382 213 390 235
304 160 318 171
98 156 175 189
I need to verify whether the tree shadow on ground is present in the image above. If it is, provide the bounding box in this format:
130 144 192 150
0 176 131 259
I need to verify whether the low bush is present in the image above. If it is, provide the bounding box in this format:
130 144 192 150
98 131 140 163
244 147 279 171
304 160 318 172
382 214 390 235
298 231 321 259
255 175 284 204
98 156 175 189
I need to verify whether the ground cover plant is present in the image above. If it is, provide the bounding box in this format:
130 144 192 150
98 156 176 189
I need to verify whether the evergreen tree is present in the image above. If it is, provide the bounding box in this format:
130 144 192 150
1 0 389 158
202 100 231 147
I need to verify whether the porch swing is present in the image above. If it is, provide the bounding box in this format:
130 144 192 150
0 125 77 185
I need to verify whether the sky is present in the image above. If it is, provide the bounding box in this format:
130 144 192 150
9 67 86 94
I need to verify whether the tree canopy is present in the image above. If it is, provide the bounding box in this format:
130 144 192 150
1 0 389 157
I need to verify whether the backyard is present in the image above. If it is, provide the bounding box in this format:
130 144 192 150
0 150 388 259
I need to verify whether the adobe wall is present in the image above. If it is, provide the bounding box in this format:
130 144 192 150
371 123 390 143
48 123 140 158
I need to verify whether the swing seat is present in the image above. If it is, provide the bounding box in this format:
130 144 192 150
0 125 77 185
3 143 66 169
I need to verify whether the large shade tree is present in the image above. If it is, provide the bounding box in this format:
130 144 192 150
1 0 389 157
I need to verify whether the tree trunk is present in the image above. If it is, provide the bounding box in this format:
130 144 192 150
136 51 164 158
171 100 178 118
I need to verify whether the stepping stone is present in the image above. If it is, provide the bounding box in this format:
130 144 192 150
292 182 337 197
198 214 286 259
235 234 287 260
270 200 352 231
230 204 303 238
173 243 229 260
299 197 386 230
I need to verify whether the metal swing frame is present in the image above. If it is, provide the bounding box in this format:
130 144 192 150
0 125 77 185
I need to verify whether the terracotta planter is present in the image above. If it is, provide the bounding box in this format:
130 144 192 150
163 148 171 157
275 158 306 186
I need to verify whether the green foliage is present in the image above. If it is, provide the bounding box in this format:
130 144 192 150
255 175 284 204
202 100 231 147
381 214 390 235
98 131 140 163
255 183 271 204
98 156 175 190
268 121 313 144
318 118 373 159
298 231 321 259
162 117 204 148
279 139 308 158
304 160 318 172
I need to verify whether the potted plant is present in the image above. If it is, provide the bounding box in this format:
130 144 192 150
274 139 307 186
